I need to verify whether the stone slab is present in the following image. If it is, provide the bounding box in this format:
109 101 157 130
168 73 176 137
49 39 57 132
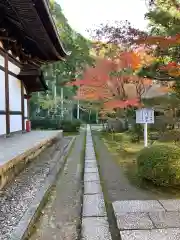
84 181 102 194
113 200 165 215
159 200 180 211
85 156 96 158
120 228 180 240
116 212 154 230
83 194 107 217
85 154 96 157
84 172 100 182
85 159 96 163
0 130 63 166
81 217 112 240
85 162 97 168
149 211 180 228
85 167 99 173
85 157 96 160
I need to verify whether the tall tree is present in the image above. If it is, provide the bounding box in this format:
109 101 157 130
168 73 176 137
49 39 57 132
30 2 93 118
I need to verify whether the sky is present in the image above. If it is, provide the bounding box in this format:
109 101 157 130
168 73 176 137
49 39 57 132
58 0 149 38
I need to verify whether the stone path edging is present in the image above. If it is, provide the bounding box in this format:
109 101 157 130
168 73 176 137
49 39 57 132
10 136 76 240
81 125 112 240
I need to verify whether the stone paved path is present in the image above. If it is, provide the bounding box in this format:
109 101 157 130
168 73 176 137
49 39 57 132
113 200 180 239
29 133 84 240
81 125 112 240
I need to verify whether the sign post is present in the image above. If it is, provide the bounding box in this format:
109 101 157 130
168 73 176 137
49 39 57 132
144 122 148 147
136 108 154 147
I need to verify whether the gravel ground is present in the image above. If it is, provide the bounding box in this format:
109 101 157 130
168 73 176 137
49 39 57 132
29 132 84 240
0 136 72 240
93 135 156 202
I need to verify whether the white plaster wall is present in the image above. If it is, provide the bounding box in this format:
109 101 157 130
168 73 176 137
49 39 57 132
0 115 6 135
0 54 4 67
24 99 28 117
9 75 21 111
0 69 5 111
10 115 22 132
8 61 20 75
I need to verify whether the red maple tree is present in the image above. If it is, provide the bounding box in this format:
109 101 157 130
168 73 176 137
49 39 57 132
67 50 154 115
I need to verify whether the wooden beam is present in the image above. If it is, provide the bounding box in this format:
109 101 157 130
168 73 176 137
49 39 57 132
21 81 25 132
5 53 10 135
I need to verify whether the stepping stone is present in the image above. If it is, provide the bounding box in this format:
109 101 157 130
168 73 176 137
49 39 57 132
85 167 98 173
82 217 112 240
149 211 180 228
120 228 180 240
85 155 96 158
84 172 100 182
85 158 96 162
116 212 154 230
85 162 97 168
113 200 165 214
84 181 102 194
83 194 107 217
159 200 180 211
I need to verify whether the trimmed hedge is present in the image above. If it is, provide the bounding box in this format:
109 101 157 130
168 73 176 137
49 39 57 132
31 118 81 132
137 145 180 187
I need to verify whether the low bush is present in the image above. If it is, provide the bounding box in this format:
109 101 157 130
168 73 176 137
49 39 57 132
31 118 60 130
31 118 81 132
137 145 180 186
130 134 140 143
59 119 81 132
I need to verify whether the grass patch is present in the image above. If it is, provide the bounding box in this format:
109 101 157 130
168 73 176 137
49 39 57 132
100 131 180 199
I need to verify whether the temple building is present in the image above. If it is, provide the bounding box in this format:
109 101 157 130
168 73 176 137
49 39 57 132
0 0 69 136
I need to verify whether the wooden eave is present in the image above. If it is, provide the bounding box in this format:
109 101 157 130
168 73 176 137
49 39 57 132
0 0 70 93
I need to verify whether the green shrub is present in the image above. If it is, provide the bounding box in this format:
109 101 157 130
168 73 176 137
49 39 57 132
130 134 140 143
137 145 180 186
59 119 81 132
31 118 60 130
31 118 81 132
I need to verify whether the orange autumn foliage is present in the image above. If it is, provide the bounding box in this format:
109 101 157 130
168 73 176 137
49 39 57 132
68 50 155 113
135 35 180 77
135 35 180 48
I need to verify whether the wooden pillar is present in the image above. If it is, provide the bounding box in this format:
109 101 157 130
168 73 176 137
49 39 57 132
21 82 25 132
4 53 10 135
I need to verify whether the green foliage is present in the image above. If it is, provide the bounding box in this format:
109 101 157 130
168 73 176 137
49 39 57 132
60 119 81 132
137 145 180 186
31 118 81 132
139 0 180 81
30 2 93 119
31 118 60 130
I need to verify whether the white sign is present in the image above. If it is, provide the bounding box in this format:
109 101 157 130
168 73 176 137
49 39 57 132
136 108 154 124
